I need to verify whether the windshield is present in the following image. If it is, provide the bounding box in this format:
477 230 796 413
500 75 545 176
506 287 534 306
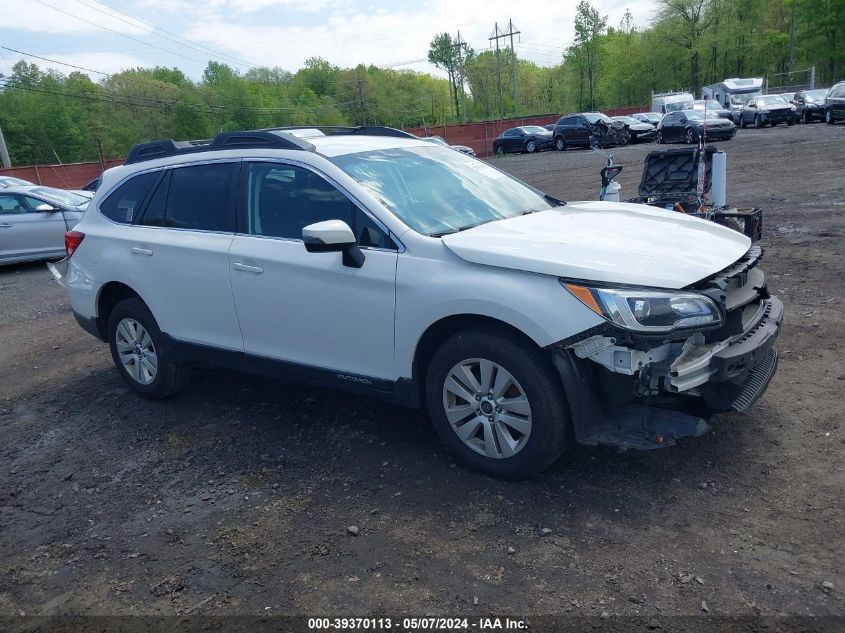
424 136 448 146
520 126 548 134
758 95 787 107
584 112 612 124
731 92 760 105
805 89 828 103
684 111 708 120
32 187 89 207
665 100 693 112
330 145 555 236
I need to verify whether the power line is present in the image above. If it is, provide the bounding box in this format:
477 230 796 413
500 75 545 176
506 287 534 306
0 45 112 77
31 0 210 66
69 0 259 71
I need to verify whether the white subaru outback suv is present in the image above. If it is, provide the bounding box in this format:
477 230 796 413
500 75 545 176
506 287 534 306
56 126 782 479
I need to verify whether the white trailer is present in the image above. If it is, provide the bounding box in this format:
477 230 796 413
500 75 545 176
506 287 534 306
701 77 764 122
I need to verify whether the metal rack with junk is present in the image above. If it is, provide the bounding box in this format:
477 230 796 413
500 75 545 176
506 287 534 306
595 133 763 242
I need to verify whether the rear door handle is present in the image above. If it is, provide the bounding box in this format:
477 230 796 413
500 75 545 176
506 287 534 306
0 223 12 228
131 247 153 256
232 262 264 274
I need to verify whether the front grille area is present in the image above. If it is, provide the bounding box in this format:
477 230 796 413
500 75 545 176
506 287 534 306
731 349 778 412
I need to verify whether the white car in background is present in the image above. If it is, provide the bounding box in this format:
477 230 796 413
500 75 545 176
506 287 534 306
0 176 35 188
0 186 88 265
55 126 782 479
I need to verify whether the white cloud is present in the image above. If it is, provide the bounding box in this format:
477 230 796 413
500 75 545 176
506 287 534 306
180 0 658 74
0 0 152 35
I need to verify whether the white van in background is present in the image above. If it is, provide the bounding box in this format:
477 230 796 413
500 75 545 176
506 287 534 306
651 91 695 114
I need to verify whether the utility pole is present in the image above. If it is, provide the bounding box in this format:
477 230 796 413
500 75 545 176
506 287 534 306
507 19 520 113
490 19 521 118
451 31 468 123
490 22 505 118
0 124 10 169
355 68 367 126
787 0 796 72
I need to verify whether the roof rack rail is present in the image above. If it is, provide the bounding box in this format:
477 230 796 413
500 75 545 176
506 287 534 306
125 125 416 164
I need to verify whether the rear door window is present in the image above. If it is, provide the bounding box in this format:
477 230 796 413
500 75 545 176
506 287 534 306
99 171 158 224
165 162 237 232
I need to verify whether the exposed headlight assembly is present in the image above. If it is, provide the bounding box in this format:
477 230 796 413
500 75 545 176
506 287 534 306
562 282 723 333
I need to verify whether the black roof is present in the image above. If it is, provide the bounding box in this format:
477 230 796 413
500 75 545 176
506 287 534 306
125 126 416 165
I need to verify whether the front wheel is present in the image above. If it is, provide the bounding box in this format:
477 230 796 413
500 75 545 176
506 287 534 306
656 130 664 144
495 144 505 156
755 115 764 128
802 111 809 124
826 109 834 124
740 117 747 129
425 328 569 479
108 297 190 399
555 137 566 151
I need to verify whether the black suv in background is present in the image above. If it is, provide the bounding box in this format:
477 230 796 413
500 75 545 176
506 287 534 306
825 82 845 124
552 112 626 150
793 88 829 123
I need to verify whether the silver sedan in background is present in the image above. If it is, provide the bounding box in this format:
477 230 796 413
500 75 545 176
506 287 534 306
0 186 88 265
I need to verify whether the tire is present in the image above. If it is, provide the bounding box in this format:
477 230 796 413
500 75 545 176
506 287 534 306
684 128 696 144
802 111 809 124
656 130 664 144
526 139 537 153
826 109 834 124
621 130 631 146
425 327 570 479
755 115 764 128
495 144 505 156
108 297 190 399
740 117 747 129
554 136 566 151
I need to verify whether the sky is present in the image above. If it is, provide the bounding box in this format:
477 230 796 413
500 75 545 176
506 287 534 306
0 0 658 80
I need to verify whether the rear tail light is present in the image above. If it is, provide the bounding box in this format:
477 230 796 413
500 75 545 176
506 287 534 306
65 231 85 257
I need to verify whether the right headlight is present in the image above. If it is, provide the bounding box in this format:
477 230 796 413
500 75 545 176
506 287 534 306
562 282 723 333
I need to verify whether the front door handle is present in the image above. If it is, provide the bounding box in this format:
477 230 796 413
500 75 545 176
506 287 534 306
131 247 153 256
0 223 12 228
232 262 264 274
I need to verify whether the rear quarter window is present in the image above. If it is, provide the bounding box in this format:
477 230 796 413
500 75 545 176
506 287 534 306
99 171 159 224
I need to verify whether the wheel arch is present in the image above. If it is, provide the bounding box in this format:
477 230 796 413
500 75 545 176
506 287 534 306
95 281 146 340
408 314 548 410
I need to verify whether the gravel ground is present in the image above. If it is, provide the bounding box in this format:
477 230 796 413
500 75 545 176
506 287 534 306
0 122 843 620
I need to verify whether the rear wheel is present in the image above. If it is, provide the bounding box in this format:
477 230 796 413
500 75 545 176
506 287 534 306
525 139 537 153
425 328 569 479
684 128 696 144
108 297 189 399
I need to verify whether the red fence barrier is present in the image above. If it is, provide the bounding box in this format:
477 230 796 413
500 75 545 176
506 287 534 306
0 107 648 186
0 159 124 189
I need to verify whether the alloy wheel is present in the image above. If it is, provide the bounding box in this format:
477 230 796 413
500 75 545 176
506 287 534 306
685 128 695 144
442 358 532 459
115 318 158 385
526 140 536 153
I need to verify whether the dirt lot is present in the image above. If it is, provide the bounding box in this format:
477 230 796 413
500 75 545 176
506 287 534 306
1 122 843 620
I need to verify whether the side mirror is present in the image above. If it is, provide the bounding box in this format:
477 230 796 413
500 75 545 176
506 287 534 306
35 203 59 213
302 220 365 268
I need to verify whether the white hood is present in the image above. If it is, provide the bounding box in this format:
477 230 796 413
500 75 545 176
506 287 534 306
442 201 751 289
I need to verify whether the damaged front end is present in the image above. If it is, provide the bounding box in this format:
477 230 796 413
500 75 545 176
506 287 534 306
554 245 782 450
